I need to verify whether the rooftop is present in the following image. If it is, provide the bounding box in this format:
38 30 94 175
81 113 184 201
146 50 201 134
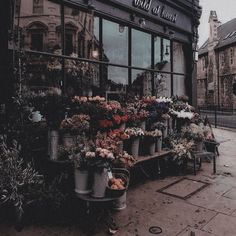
199 17 236 55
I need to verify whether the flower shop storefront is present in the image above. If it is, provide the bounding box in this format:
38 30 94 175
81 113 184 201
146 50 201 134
6 0 202 102
0 0 208 233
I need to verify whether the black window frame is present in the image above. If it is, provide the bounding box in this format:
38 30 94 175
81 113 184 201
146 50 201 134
11 0 189 97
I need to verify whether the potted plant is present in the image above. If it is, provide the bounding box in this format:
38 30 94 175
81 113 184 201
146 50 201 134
89 148 115 198
144 129 162 155
169 138 195 174
0 137 43 229
124 127 144 157
182 123 205 152
60 114 90 147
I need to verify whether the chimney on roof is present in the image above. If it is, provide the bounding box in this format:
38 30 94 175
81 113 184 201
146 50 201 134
209 11 220 42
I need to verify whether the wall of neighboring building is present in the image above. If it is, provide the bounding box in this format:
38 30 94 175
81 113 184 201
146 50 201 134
197 54 207 106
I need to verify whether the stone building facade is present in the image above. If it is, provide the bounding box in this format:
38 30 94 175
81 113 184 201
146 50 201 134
197 11 236 110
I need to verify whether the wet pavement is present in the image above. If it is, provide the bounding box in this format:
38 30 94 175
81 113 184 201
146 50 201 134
1 128 236 236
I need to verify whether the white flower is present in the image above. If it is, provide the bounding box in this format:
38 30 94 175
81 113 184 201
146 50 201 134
156 97 173 103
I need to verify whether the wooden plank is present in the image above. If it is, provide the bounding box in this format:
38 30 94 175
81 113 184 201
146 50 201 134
135 150 172 164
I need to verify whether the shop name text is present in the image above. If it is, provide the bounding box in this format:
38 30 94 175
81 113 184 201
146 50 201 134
133 0 178 23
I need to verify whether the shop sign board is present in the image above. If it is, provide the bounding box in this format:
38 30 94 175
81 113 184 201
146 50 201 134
132 0 178 23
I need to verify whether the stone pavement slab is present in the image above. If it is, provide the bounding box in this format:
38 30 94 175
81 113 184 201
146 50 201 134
159 178 208 199
203 213 236 235
177 227 217 236
187 182 236 215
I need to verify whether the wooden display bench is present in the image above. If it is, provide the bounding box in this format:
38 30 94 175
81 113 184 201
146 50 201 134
132 150 172 180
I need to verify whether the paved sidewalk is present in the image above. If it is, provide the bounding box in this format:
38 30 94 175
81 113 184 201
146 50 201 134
1 128 236 236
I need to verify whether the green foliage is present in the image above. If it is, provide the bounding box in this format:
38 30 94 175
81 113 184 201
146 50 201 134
0 136 43 213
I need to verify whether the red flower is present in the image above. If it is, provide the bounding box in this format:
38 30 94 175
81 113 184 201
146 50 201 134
99 119 113 128
113 115 122 125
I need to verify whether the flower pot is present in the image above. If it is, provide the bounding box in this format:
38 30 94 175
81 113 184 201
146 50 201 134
140 121 146 131
156 136 162 153
196 141 203 152
91 168 108 198
63 133 76 148
48 129 59 160
130 137 140 157
147 142 156 155
112 192 127 211
119 122 126 131
74 169 91 194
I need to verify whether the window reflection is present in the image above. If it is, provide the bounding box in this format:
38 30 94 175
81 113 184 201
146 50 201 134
154 73 171 97
103 20 128 65
173 41 186 74
65 60 100 97
154 36 161 65
131 70 152 97
20 54 62 89
132 29 151 68
14 0 61 52
173 75 186 96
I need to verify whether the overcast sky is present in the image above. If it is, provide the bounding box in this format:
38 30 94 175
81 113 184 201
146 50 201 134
198 0 236 46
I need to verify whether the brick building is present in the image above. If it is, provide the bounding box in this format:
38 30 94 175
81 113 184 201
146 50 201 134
197 11 236 110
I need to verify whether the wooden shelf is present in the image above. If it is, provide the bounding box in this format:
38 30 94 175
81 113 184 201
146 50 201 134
135 150 172 164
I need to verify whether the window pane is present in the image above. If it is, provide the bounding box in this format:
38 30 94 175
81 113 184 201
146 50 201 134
132 29 151 69
173 41 186 74
103 20 128 65
20 54 62 89
105 66 128 100
65 60 100 97
14 0 61 52
132 70 152 97
154 73 171 97
154 36 161 65
173 75 186 96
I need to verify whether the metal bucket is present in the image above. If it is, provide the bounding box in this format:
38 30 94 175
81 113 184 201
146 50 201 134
131 137 140 157
49 130 59 160
91 168 108 198
112 192 127 211
156 136 162 153
74 169 91 194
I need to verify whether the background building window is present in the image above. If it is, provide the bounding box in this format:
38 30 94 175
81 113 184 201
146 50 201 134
31 33 43 51
33 0 43 14
65 33 73 55
230 48 234 65
221 52 225 67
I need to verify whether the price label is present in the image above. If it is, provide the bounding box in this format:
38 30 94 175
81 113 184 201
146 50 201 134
108 171 113 179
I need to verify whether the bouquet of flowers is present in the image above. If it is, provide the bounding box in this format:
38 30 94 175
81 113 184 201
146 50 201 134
60 114 90 134
124 127 144 138
170 109 194 120
156 97 173 104
108 129 130 142
114 151 136 168
144 129 162 142
181 123 205 142
170 138 194 165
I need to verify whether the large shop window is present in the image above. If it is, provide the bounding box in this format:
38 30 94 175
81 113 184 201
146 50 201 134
12 0 189 99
